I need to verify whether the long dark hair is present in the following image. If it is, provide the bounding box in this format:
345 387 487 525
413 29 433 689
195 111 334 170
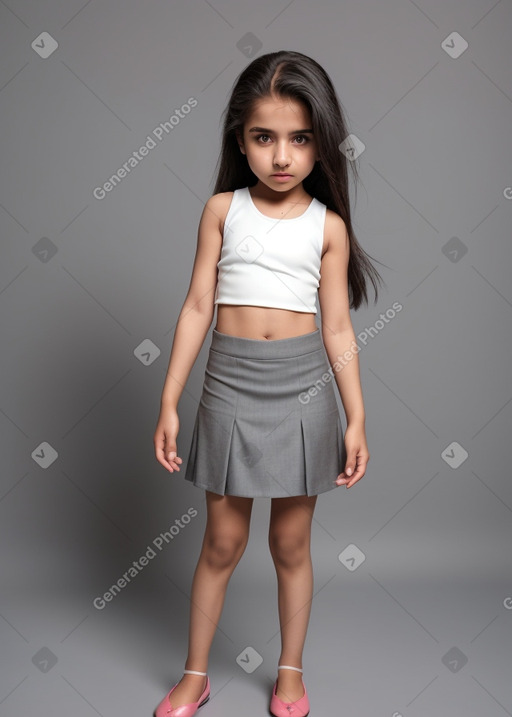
212 50 385 310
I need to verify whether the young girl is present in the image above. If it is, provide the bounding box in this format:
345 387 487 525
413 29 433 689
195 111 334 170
153 50 383 717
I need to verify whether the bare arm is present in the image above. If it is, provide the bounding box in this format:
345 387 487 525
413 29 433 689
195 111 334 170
318 210 369 488
154 194 225 472
159 306 214 409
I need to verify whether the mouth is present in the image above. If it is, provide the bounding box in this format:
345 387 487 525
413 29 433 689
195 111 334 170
272 173 293 177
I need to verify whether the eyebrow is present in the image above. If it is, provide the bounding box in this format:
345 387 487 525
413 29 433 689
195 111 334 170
248 127 314 134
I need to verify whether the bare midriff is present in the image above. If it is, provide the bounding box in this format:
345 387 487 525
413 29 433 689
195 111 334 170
215 304 318 340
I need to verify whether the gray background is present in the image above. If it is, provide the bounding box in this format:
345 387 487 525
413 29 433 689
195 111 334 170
1 1 511 715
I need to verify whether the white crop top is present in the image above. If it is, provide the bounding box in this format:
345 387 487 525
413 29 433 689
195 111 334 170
213 187 327 314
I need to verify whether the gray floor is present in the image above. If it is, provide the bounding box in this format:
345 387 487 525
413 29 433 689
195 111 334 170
1 494 511 716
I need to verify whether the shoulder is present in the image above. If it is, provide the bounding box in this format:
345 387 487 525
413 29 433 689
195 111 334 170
321 208 349 258
204 191 235 234
207 190 235 210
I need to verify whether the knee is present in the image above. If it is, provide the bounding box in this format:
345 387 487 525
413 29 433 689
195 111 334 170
268 532 309 569
203 531 248 570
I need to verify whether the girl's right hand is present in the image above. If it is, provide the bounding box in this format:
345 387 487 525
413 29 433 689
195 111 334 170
153 406 183 473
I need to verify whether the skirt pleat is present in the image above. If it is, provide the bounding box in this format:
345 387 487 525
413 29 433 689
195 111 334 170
183 328 347 498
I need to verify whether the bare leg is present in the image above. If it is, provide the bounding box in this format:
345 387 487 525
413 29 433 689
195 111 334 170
166 490 253 709
268 494 318 703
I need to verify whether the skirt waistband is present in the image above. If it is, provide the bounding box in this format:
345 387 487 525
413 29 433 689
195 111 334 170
210 328 323 359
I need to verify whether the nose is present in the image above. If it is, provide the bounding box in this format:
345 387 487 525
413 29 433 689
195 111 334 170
273 140 291 168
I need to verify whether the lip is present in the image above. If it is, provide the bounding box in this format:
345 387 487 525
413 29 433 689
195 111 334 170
272 173 293 176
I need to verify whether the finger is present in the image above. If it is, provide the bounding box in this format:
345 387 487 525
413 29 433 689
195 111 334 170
166 449 183 472
335 457 368 487
155 449 174 472
161 430 178 469
154 438 182 473
344 460 357 478
335 455 358 484
343 460 368 488
154 435 171 471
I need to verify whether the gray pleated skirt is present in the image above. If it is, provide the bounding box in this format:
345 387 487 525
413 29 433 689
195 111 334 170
183 328 347 498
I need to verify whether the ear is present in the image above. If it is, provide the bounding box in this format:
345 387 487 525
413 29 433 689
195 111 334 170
235 128 246 155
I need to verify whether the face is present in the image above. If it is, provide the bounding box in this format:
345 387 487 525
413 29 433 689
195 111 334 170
236 94 320 193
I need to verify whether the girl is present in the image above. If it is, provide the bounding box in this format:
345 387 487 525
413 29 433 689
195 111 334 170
153 50 384 717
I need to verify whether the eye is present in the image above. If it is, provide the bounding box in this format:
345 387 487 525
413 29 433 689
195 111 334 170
254 133 311 145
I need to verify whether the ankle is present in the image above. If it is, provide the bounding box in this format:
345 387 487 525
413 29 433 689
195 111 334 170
182 673 208 686
184 666 208 675
278 664 303 673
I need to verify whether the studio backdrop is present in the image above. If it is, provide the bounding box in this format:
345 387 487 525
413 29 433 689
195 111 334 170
0 1 510 715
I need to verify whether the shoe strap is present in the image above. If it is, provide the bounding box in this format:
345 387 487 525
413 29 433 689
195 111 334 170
183 669 207 676
277 665 303 673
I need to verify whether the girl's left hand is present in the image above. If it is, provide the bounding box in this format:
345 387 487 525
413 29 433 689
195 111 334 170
335 423 369 489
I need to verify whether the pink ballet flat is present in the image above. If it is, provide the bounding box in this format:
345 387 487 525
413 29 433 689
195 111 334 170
154 670 210 717
269 665 310 717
